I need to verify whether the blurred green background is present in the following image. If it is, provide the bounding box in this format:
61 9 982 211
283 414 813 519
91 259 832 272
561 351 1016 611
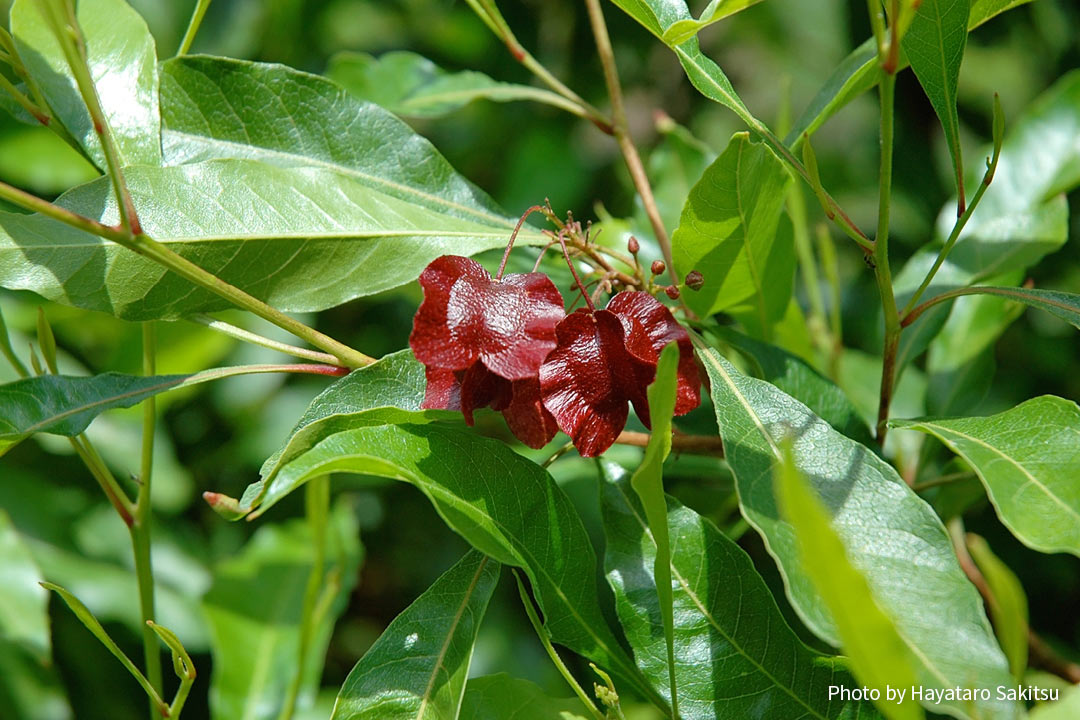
1 0 1078 718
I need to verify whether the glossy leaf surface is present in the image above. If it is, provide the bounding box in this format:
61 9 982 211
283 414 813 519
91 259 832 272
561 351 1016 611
892 396 1080 557
698 344 1017 719
0 159 534 319
10 0 160 167
204 503 362 720
775 450 922 720
601 462 877 720
672 132 793 321
331 551 498 720
254 423 653 703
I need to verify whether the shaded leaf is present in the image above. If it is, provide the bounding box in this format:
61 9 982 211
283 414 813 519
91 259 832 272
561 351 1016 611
891 396 1080 558
902 0 970 205
204 502 362 720
775 448 922 720
697 343 1018 719
0 159 538 320
968 0 1034 28
966 534 1028 679
601 462 878 720
0 364 333 456
248 423 657 706
934 286 1080 331
672 132 793 323
705 325 874 445
0 642 72 720
331 550 498 720
1028 685 1080 720
10 0 160 167
327 51 580 118
459 674 588 720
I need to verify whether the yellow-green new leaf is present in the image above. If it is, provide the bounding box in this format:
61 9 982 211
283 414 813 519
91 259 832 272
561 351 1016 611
628 343 680 717
966 534 1029 679
775 446 923 720
892 396 1080 557
661 0 764 46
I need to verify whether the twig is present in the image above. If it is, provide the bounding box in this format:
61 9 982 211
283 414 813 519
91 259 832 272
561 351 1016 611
188 315 342 366
872 69 900 444
616 430 724 456
177 0 212 56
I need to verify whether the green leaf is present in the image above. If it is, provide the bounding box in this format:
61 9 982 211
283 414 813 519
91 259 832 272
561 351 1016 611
902 0 970 206
331 550 499 720
326 51 581 118
660 0 764 46
1029 685 1080 720
0 158 539 320
966 534 1029 679
0 510 49 659
459 674 588 720
788 2 1031 148
696 343 1018 720
704 326 874 445
601 462 878 720
204 502 362 720
159 56 516 228
775 447 922 720
628 344 679 717
10 0 160 167
672 132 793 323
252 423 656 706
933 286 1080 331
891 396 1080 558
0 642 72 720
256 350 445 493
0 364 326 455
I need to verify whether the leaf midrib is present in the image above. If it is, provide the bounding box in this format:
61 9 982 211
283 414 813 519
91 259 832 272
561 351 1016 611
414 556 489 719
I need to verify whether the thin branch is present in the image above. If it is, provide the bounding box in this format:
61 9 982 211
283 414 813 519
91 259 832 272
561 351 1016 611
177 0 212 56
582 0 684 303
873 71 900 444
615 430 724 456
188 314 341 365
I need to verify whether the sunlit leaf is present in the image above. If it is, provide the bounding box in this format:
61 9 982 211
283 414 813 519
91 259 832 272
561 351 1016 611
892 396 1080 558
660 0 764 46
672 132 793 324
10 0 160 167
697 343 1018 719
601 461 879 720
775 448 922 720
331 550 498 720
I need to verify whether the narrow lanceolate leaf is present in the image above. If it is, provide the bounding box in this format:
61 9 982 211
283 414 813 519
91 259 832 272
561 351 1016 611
672 132 793 323
628 344 680 716
660 0 764 46
937 287 1080 330
775 449 922 720
697 344 1019 720
331 551 498 720
159 56 516 228
0 510 50 659
256 350 444 491
0 364 333 456
0 159 538 320
327 51 581 118
891 397 1080 558
256 423 657 707
902 0 970 209
10 0 160 167
601 462 879 720
459 674 588 720
966 534 1029 679
204 503 362 720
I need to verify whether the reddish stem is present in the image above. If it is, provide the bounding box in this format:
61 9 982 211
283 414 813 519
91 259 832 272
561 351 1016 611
556 230 596 311
496 205 544 280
